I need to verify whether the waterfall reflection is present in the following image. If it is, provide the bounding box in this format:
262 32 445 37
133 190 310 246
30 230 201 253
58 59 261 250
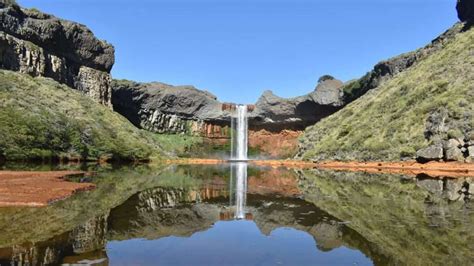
230 162 248 219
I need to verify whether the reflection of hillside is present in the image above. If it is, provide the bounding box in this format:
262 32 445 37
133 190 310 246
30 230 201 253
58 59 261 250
2 165 470 265
107 186 389 263
0 180 386 265
297 169 474 265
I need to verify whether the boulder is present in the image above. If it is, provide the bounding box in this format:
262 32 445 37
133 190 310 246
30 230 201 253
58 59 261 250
444 139 465 161
457 0 474 24
416 144 444 163
0 4 114 106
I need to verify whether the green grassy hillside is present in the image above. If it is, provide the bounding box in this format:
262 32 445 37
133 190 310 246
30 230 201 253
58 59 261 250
298 26 474 161
0 70 195 161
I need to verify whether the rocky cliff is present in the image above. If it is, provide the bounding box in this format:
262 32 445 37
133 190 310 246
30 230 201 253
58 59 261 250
457 0 474 24
111 77 344 136
112 79 232 137
250 78 344 131
0 2 114 106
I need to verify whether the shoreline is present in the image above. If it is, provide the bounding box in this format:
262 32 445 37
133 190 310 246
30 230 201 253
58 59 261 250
165 158 474 178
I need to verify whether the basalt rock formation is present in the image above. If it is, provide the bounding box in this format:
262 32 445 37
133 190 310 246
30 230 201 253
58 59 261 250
112 79 233 137
0 2 114 106
111 77 344 136
457 0 474 24
250 78 344 131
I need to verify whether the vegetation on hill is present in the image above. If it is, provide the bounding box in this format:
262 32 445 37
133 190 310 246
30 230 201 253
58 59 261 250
0 70 197 161
298 26 474 161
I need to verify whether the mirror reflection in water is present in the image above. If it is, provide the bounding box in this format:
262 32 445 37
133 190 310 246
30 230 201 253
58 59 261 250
0 164 473 265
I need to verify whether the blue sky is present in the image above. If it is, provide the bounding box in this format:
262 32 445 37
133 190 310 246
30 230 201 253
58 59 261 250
19 0 458 103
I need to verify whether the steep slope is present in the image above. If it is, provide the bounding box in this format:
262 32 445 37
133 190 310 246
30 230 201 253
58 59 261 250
298 26 474 162
0 70 168 161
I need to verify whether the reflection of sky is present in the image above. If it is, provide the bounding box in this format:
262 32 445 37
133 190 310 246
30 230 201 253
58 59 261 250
107 220 372 266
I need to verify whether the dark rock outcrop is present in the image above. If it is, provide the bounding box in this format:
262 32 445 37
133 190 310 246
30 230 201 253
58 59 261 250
0 3 114 106
249 78 344 131
112 77 344 135
457 0 474 24
112 79 232 136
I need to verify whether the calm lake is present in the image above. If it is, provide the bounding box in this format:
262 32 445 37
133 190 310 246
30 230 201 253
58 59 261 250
0 163 473 265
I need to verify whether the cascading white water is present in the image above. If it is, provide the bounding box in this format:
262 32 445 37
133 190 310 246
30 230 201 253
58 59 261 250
229 105 249 219
231 105 248 161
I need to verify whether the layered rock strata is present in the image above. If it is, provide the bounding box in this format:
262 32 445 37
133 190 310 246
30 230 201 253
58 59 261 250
111 77 344 136
0 3 114 106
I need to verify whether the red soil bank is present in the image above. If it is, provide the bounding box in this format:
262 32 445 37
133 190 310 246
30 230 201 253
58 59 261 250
0 171 95 207
167 158 474 178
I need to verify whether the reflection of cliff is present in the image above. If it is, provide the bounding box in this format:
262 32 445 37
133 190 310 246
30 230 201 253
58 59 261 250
296 169 474 265
107 187 223 241
107 186 388 262
0 214 109 265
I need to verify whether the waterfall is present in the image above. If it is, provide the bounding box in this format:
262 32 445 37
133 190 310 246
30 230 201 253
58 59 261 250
230 162 247 219
231 105 248 161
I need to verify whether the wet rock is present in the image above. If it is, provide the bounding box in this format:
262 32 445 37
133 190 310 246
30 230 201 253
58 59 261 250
416 144 444 163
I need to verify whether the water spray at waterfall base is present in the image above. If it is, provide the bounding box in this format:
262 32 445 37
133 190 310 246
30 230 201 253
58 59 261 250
231 105 248 161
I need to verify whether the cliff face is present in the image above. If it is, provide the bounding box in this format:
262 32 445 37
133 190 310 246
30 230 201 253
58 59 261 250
457 0 474 24
0 3 114 106
111 77 344 136
112 79 232 137
250 78 344 131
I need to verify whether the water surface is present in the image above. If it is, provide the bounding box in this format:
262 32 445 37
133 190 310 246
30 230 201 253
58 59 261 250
0 163 472 265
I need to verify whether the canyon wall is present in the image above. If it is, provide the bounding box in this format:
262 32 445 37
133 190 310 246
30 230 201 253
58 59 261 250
111 77 344 136
0 3 114 106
